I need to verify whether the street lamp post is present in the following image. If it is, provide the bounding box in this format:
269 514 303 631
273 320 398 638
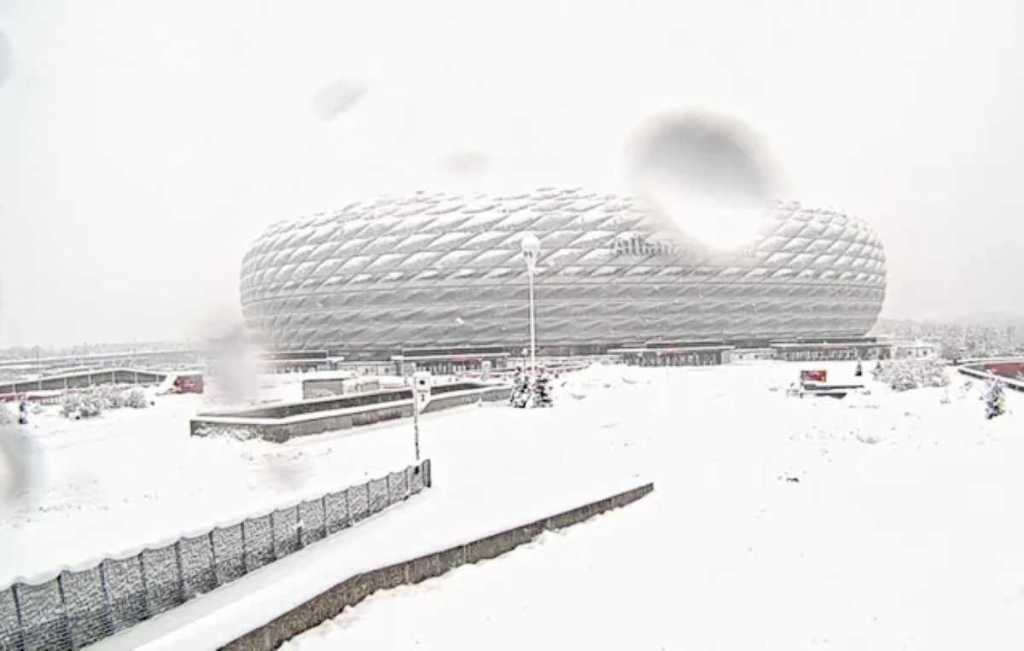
412 385 421 461
520 233 541 380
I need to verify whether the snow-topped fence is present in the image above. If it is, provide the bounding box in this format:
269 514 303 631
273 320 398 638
0 460 431 651
957 363 1024 393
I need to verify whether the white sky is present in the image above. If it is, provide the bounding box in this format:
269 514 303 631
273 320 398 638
1 0 1022 347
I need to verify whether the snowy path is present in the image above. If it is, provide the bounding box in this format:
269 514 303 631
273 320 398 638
283 362 1024 651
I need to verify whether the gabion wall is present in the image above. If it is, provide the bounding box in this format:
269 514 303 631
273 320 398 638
0 460 431 651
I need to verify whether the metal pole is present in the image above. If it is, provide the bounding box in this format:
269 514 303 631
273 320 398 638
344 488 353 527
57 573 73 649
98 562 115 635
174 541 186 604
11 585 25 651
240 522 249 573
412 390 421 462
528 268 536 380
138 554 151 618
269 512 278 560
321 495 330 537
208 531 220 587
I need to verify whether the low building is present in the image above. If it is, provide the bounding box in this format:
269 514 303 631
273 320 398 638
390 349 511 376
608 344 734 366
891 340 940 360
769 341 891 362
725 348 776 362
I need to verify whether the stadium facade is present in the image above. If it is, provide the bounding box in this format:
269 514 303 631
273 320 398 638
240 188 886 357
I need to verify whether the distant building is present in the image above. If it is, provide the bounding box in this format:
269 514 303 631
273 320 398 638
891 340 940 360
241 188 887 358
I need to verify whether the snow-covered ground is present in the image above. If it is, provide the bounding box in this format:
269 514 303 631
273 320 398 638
283 361 1023 651
0 377 423 585
0 365 630 587
4 361 1022 650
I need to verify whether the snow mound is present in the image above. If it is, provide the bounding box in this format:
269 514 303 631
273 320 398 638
0 404 13 425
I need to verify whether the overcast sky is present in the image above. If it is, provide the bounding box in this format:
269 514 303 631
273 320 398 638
1 0 1022 347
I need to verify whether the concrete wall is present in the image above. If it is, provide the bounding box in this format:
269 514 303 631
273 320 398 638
0 368 166 398
958 365 1024 392
301 377 381 400
223 482 654 651
203 388 414 420
191 403 413 442
191 385 513 443
301 378 349 400
422 385 511 414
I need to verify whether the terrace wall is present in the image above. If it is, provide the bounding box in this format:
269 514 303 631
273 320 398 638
191 385 512 443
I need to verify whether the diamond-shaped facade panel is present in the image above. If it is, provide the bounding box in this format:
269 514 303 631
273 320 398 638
240 189 886 350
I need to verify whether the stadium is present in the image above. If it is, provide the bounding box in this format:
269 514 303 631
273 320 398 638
239 187 886 359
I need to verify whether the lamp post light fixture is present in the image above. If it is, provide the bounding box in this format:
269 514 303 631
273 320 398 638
520 232 541 380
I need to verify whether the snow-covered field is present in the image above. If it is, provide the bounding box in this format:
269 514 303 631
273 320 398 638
3 361 1021 650
0 379 421 585
284 362 1023 651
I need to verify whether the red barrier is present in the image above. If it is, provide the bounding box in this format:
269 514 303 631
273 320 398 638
800 369 827 383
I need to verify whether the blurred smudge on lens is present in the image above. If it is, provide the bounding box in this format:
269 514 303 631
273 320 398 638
0 31 11 87
441 151 490 176
312 79 368 121
192 311 264 407
0 425 45 517
625 111 783 252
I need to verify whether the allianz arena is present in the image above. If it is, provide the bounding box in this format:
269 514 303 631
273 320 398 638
240 187 886 354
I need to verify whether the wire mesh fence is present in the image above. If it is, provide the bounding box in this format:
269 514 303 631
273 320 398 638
0 459 431 651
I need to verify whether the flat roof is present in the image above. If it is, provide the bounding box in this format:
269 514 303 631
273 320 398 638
608 345 734 354
770 342 890 349
391 352 511 362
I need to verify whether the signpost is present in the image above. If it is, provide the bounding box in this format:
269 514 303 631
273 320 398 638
411 370 431 461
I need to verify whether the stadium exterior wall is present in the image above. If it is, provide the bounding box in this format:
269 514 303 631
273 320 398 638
240 188 886 353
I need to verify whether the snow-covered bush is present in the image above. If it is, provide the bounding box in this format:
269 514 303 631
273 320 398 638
856 432 883 445
120 387 151 409
60 385 153 418
62 391 105 419
96 384 122 408
872 358 950 392
0 403 14 425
